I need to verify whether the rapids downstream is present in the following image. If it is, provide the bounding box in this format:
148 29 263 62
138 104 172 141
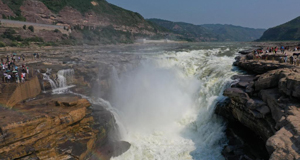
108 43 246 160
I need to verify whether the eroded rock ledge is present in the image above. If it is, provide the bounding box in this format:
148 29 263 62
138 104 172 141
0 93 119 160
216 55 300 160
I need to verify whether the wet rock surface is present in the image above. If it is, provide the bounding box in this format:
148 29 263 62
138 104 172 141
217 53 300 160
0 45 144 159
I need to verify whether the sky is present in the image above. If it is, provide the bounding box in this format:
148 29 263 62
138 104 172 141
106 0 300 29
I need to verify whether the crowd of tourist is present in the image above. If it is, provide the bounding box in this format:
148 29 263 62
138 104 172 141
253 46 300 65
1 53 29 83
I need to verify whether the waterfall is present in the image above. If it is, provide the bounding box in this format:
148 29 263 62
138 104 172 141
57 69 74 88
42 68 75 94
109 47 238 160
42 73 57 89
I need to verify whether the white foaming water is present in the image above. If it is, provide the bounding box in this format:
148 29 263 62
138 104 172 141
57 69 74 88
110 48 238 160
42 69 75 94
42 73 57 89
53 69 75 94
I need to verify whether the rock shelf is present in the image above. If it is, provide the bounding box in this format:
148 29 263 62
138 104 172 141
217 53 300 160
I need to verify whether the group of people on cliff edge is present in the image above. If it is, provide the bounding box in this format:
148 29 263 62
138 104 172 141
1 53 29 83
253 46 300 66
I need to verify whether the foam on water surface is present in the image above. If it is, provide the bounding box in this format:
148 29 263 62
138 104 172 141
109 47 239 160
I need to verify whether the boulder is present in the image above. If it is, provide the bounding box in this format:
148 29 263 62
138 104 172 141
279 73 300 98
237 81 249 88
260 89 286 124
239 50 252 55
224 88 250 104
254 69 290 91
267 107 300 160
245 81 255 95
254 105 270 118
246 98 266 110
55 98 78 107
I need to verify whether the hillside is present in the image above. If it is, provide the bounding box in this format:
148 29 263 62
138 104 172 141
0 0 170 46
148 18 266 42
258 16 300 41
202 24 266 41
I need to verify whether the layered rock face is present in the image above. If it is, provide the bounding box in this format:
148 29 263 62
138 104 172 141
0 1 15 18
16 0 158 35
217 55 300 160
20 0 53 24
0 94 116 159
0 76 41 107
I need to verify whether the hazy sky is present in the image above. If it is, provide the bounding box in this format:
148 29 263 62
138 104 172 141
107 0 300 29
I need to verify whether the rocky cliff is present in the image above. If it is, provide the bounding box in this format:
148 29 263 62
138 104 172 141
0 0 169 45
0 94 120 159
0 76 41 108
0 56 129 159
216 54 300 160
258 16 300 41
0 1 15 19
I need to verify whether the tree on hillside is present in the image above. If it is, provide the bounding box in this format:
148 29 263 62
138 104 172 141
28 26 34 32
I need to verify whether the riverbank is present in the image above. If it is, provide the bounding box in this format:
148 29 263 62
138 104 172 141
216 44 300 160
0 45 140 159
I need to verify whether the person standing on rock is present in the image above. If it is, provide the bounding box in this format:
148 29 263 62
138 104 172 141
7 62 10 70
21 54 25 61
290 56 294 65
21 72 26 83
284 53 288 63
15 73 19 83
2 63 5 71
26 67 29 77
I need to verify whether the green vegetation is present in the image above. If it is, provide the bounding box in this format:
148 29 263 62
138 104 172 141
54 29 61 33
258 16 300 41
23 25 26 30
38 0 123 14
77 25 133 44
202 24 266 42
148 18 266 42
1 0 26 21
39 0 95 13
1 28 17 40
28 26 34 32
1 28 43 47
0 42 5 47
10 41 18 47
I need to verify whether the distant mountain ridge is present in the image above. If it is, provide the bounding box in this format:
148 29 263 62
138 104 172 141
258 16 300 41
148 18 266 42
0 0 266 46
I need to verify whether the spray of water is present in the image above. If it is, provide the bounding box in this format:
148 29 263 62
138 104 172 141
109 48 238 160
42 69 75 94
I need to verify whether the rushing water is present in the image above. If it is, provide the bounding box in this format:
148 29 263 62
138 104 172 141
42 69 75 94
106 43 245 160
